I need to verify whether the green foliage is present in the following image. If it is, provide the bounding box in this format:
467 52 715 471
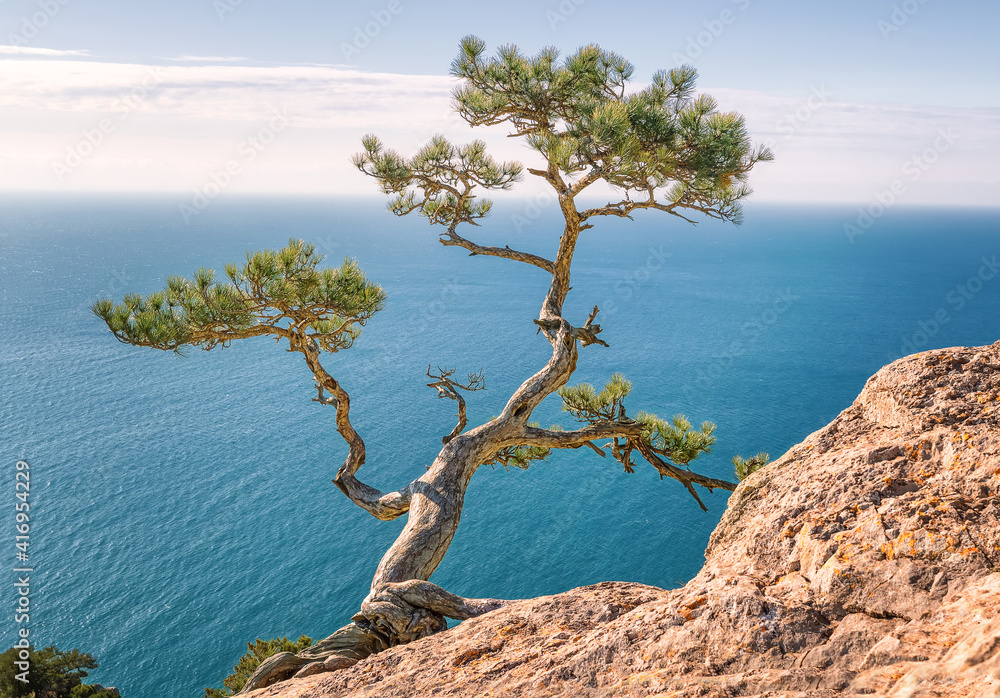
635 413 716 467
357 38 771 232
558 373 632 423
68 684 118 698
558 375 714 472
353 133 522 228
450 37 636 136
93 239 385 355
204 635 313 698
449 36 773 223
733 452 770 481
0 645 100 698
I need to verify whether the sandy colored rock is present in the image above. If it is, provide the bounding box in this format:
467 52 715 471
245 342 1000 697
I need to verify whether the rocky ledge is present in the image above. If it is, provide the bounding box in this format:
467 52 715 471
247 342 1000 697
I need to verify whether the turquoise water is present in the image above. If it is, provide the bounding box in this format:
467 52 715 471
1 196 998 696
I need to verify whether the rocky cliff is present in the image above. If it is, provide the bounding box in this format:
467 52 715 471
246 342 1000 697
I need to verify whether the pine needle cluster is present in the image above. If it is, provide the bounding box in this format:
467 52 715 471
558 375 715 473
635 413 717 467
732 452 770 481
449 36 773 223
353 134 522 228
92 239 385 354
558 373 632 422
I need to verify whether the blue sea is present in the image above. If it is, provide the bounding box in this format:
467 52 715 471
1 196 998 696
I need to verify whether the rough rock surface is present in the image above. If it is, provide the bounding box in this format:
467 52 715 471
246 342 1000 697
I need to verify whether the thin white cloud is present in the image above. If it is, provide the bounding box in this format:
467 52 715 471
0 59 458 129
0 46 90 56
160 56 248 63
0 56 995 204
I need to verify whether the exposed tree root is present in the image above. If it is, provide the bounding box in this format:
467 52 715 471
237 581 514 693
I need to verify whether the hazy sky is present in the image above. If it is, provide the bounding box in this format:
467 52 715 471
1 0 998 204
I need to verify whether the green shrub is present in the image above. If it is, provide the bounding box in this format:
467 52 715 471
0 645 103 698
69 684 119 697
204 635 313 697
733 452 770 481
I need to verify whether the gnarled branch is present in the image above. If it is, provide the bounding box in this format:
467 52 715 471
333 474 413 521
534 305 609 348
440 228 554 273
520 422 643 448
295 336 365 474
574 305 609 347
295 335 414 520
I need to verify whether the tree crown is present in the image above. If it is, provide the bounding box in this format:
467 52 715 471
93 239 385 355
355 36 772 227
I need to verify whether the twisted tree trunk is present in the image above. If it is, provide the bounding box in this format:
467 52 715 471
238 210 586 692
238 199 734 693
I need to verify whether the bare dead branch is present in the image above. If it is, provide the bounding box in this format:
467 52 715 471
426 366 487 444
573 305 610 348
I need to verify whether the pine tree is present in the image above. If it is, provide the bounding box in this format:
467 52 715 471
0 645 109 698
95 37 771 692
